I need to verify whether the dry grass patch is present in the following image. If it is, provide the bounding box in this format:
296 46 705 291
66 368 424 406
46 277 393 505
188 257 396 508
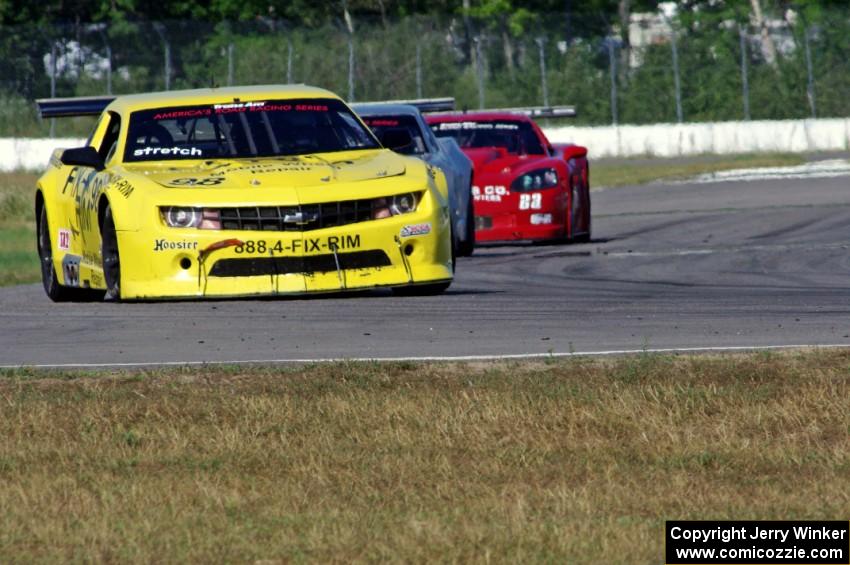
0 171 39 286
592 153 806 188
1 350 849 562
0 171 37 224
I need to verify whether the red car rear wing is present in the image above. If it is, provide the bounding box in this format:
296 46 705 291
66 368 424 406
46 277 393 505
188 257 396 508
497 106 577 118
430 105 577 118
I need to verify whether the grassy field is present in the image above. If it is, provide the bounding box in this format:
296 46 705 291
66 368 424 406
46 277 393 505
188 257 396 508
0 171 38 286
0 152 816 287
1 350 848 562
591 152 806 189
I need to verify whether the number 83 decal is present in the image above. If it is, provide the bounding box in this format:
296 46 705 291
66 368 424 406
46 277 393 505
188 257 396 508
519 193 542 210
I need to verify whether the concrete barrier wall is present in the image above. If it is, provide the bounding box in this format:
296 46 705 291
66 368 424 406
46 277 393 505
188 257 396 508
5 118 850 171
544 119 850 159
1 138 85 172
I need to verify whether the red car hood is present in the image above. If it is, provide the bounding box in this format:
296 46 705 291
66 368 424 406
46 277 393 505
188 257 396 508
462 147 547 178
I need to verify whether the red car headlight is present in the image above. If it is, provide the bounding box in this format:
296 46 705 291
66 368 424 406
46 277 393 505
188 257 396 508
511 168 559 191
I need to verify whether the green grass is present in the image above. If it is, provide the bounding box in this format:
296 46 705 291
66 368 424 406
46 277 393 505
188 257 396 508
1 350 849 562
0 172 35 223
591 153 807 188
0 172 38 286
0 225 38 286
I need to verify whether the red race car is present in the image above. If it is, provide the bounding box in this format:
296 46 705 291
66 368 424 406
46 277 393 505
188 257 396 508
426 107 590 243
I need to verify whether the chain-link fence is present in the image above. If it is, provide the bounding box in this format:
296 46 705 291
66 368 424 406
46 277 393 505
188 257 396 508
2 11 850 137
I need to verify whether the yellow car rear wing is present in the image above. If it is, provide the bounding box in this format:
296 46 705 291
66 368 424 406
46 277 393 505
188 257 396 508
36 96 116 118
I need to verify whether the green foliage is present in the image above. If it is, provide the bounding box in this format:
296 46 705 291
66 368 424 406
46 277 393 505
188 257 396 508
1 3 850 131
0 226 39 287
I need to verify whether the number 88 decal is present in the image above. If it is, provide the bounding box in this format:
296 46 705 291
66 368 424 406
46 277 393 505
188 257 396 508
519 193 542 210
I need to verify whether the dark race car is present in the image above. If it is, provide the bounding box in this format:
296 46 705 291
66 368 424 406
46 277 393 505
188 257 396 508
353 101 475 256
426 108 590 244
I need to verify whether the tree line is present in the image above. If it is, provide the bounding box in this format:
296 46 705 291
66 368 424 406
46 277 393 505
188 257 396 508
1 0 849 136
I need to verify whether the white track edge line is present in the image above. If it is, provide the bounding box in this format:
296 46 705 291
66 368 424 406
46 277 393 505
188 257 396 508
2 343 850 370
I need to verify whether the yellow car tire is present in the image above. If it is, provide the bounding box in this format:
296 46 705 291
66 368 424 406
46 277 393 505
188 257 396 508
101 204 122 301
37 204 101 302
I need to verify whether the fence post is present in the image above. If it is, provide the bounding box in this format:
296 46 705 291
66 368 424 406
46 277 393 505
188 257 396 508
739 24 750 120
104 43 112 95
227 43 234 86
670 25 683 123
416 42 423 99
76 23 84 78
536 37 549 107
164 40 171 90
153 23 171 90
347 33 355 101
50 43 57 137
96 25 113 95
804 25 816 119
287 39 293 83
607 38 618 125
475 36 485 109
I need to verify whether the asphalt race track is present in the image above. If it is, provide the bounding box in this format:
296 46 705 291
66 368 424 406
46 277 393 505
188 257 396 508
3 173 850 368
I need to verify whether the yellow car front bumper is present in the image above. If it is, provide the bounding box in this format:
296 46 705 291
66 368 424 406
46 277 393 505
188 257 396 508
116 207 452 300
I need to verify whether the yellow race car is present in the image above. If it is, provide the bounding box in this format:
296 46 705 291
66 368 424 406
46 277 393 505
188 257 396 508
35 85 454 301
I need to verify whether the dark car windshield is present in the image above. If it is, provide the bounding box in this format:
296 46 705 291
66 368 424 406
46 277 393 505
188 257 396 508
362 114 427 155
430 120 545 155
124 98 379 162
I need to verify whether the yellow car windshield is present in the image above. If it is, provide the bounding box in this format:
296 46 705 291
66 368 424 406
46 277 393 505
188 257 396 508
124 98 379 162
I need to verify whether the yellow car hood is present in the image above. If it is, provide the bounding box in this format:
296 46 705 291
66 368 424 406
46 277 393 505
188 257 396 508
125 150 406 191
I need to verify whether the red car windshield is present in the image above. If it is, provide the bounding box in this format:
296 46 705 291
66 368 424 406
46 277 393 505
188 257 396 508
430 120 545 155
124 98 379 162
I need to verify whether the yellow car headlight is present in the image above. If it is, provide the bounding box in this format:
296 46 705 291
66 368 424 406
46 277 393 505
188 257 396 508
161 207 221 230
372 192 420 220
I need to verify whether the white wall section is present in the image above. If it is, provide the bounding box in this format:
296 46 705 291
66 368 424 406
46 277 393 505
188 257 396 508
4 117 850 171
546 118 850 158
1 138 85 172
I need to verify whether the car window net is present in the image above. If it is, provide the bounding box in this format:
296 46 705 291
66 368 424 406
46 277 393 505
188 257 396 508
362 115 427 155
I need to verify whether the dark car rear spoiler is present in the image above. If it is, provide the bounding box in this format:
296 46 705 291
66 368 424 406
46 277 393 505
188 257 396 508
354 97 455 113
429 105 577 118
36 96 116 118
